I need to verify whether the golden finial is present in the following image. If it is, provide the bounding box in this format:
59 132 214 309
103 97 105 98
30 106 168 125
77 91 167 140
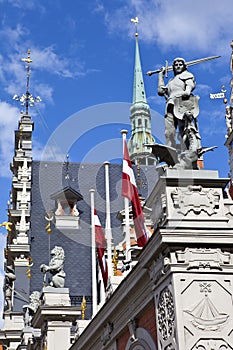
0 221 13 233
112 247 118 276
21 49 32 64
221 85 228 104
26 267 32 279
131 17 139 37
26 256 33 278
45 212 53 234
81 296 86 320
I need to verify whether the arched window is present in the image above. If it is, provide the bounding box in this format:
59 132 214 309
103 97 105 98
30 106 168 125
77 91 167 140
125 328 157 350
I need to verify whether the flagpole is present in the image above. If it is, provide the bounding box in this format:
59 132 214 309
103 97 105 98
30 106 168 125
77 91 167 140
121 129 131 261
90 189 97 317
104 161 112 277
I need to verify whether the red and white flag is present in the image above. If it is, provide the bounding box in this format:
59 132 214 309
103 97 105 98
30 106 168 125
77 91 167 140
122 140 148 247
94 209 108 290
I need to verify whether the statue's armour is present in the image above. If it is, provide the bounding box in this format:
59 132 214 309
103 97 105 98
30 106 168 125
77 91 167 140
166 71 195 102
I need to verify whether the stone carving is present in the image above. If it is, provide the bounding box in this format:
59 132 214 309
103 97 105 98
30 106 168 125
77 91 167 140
156 57 203 170
146 55 219 169
101 321 114 346
23 291 41 327
225 105 233 136
176 248 231 270
158 286 175 340
4 265 16 312
171 186 220 215
40 246 66 288
164 345 175 350
184 282 229 331
157 58 198 150
127 318 138 342
149 256 170 287
194 339 232 349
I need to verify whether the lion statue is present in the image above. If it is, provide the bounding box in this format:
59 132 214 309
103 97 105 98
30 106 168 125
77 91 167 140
40 246 66 288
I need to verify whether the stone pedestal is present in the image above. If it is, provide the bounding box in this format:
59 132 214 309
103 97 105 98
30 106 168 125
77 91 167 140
146 169 233 350
0 312 25 349
32 287 81 350
76 320 90 337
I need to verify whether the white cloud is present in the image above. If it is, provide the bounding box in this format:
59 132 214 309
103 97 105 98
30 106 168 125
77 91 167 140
0 24 28 45
0 24 96 109
101 0 233 56
7 0 45 11
34 83 54 105
31 46 82 78
0 102 19 177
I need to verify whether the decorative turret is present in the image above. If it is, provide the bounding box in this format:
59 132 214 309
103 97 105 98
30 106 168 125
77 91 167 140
128 18 156 165
4 50 40 315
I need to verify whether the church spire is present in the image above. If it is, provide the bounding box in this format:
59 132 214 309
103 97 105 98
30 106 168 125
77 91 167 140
128 19 156 166
132 23 147 105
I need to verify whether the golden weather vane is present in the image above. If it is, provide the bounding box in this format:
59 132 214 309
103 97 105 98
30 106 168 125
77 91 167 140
131 16 139 36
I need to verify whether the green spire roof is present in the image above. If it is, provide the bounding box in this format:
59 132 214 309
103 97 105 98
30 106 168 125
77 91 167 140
132 34 147 104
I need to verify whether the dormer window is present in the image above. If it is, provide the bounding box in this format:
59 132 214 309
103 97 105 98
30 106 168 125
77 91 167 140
51 186 83 229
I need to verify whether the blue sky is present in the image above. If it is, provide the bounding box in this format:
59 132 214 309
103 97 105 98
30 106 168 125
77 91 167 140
0 0 233 314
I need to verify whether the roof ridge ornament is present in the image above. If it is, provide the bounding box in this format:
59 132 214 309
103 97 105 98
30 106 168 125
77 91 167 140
13 49 41 115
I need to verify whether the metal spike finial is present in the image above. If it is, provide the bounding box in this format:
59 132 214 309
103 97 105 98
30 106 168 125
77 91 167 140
13 49 41 115
64 154 70 180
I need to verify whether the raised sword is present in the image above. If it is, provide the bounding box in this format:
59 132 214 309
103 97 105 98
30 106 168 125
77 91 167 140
146 55 220 76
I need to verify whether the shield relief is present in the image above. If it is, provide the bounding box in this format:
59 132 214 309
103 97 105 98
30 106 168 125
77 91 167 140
173 95 200 120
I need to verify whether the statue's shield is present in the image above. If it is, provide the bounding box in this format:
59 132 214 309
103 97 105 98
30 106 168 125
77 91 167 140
173 95 200 120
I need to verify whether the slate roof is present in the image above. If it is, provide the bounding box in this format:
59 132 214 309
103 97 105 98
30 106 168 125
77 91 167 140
29 160 158 317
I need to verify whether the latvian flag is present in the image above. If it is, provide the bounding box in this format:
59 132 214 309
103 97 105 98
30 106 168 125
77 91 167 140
94 209 108 290
122 139 148 247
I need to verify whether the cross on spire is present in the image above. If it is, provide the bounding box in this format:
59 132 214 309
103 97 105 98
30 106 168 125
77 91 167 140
13 49 41 115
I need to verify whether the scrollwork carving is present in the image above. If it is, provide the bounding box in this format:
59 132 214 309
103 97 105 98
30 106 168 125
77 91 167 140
171 186 220 216
157 287 175 340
